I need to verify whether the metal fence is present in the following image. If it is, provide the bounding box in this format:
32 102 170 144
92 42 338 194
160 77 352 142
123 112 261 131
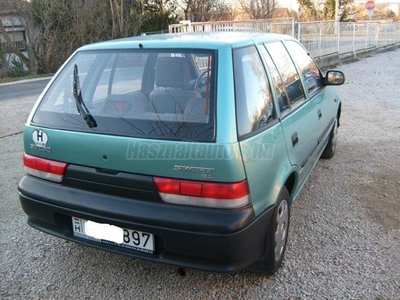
298 21 400 58
169 19 400 59
169 19 294 35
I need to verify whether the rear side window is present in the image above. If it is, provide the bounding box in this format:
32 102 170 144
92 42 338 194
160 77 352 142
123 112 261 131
285 41 323 95
258 46 290 112
264 42 305 108
32 50 216 141
234 46 275 137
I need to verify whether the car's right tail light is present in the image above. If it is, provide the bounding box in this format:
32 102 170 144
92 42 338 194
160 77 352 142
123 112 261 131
154 177 250 209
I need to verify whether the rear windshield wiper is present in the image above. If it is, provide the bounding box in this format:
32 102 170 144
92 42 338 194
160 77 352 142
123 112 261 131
73 64 97 128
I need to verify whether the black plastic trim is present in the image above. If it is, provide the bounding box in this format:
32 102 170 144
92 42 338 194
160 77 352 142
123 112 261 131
19 175 255 233
63 165 162 202
301 117 334 168
18 175 274 273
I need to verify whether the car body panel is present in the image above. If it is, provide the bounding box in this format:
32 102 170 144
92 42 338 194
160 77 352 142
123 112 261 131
238 122 294 215
24 126 246 182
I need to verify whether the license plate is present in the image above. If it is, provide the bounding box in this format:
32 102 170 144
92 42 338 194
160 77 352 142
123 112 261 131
72 217 154 254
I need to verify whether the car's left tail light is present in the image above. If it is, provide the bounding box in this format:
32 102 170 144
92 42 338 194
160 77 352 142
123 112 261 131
23 153 68 183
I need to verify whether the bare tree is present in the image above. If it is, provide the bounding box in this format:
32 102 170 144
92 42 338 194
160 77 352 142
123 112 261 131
109 0 143 38
1 0 177 75
30 0 143 73
239 0 277 19
177 0 232 22
213 1 234 21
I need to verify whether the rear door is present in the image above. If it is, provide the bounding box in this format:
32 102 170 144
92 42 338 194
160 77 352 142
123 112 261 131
234 45 290 214
261 41 320 186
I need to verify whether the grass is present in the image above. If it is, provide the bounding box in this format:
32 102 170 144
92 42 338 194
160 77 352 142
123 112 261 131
0 74 52 84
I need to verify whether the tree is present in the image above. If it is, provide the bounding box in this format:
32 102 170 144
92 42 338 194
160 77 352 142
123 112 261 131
30 0 145 73
352 3 398 21
109 0 143 38
140 0 178 33
239 0 277 19
177 0 232 22
324 0 354 22
211 0 233 21
297 0 319 21
31 0 114 72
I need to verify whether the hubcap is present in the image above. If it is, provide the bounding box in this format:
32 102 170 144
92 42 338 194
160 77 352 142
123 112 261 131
275 199 289 261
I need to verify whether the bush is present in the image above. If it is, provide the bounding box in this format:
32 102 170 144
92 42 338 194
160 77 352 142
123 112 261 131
7 55 28 77
0 55 28 78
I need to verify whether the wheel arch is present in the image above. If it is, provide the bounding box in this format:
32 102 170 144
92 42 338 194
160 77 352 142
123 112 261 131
283 171 297 204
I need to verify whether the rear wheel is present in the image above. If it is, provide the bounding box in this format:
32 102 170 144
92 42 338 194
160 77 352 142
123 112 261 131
321 118 338 159
248 186 290 274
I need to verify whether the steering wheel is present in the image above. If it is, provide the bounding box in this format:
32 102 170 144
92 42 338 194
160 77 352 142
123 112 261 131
195 70 211 96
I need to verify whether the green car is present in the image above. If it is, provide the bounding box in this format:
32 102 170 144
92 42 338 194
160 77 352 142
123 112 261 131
19 32 344 274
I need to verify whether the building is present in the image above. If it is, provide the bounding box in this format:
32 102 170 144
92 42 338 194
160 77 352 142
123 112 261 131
0 9 28 70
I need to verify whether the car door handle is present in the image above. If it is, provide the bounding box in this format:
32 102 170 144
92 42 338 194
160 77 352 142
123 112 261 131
318 109 322 119
291 132 299 147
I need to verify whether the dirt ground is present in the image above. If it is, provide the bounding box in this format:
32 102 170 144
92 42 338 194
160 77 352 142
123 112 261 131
336 48 400 233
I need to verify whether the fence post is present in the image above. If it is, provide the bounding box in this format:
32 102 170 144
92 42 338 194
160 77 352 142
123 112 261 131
292 18 295 38
337 21 341 54
352 23 356 56
298 22 301 41
385 24 389 46
319 21 322 57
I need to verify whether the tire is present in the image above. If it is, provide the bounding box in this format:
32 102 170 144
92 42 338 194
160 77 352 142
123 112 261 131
248 186 290 274
321 118 338 159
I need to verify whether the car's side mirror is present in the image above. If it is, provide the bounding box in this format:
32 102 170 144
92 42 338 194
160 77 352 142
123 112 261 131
324 70 345 86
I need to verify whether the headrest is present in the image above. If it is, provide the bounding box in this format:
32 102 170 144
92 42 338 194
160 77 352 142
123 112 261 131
155 57 187 88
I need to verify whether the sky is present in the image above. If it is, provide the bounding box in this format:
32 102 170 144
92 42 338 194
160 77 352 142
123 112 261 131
228 0 399 16
279 0 399 14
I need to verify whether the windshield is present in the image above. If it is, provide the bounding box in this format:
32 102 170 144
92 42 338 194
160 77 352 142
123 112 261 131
33 49 216 141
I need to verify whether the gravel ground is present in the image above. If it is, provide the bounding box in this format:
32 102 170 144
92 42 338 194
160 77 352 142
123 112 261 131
1 49 399 299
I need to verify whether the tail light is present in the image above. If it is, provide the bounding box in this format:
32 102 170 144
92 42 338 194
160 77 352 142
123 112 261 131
154 177 250 209
23 153 68 183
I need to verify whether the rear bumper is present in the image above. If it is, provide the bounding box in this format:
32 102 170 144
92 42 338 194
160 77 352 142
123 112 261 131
18 175 275 273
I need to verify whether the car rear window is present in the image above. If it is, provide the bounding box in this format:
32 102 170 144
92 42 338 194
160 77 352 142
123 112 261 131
32 50 216 141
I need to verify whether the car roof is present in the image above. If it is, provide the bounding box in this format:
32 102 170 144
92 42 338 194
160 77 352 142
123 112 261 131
79 32 295 51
